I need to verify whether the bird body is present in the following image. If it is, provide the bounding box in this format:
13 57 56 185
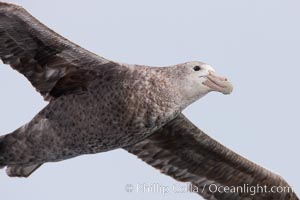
1 64 187 165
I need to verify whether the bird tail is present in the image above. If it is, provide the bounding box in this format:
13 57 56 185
6 164 43 177
0 133 43 177
0 132 18 168
0 134 7 169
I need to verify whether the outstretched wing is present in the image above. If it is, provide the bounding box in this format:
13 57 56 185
0 2 117 100
125 114 298 200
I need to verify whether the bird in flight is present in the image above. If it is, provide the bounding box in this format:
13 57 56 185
0 2 298 200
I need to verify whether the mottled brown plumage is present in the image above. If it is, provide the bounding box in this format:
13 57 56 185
125 115 298 200
0 2 297 200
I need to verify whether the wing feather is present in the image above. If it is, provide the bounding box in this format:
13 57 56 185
0 2 117 100
125 114 298 200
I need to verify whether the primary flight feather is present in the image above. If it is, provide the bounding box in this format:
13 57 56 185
0 2 297 200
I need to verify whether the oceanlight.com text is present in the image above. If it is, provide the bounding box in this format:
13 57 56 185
125 183 294 196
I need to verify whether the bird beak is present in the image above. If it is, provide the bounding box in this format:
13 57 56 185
203 71 233 95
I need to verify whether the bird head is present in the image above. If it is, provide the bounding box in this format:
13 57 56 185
173 61 233 107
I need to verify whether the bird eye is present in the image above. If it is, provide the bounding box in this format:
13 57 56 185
193 66 201 71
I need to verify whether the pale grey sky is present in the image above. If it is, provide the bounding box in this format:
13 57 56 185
0 0 299 199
